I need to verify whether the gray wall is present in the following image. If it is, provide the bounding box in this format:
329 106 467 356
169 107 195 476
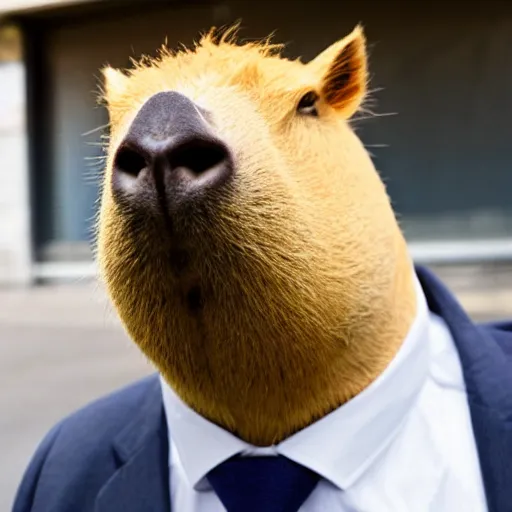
38 0 512 258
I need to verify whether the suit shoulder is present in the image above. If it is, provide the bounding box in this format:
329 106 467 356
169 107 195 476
60 373 160 436
13 374 161 512
41 373 161 467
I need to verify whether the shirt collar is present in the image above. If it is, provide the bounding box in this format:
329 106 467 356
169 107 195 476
160 275 430 491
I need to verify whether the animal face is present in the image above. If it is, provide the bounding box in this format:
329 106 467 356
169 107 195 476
97 25 412 443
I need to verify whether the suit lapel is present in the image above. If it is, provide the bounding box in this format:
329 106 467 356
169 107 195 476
417 265 512 512
95 377 171 512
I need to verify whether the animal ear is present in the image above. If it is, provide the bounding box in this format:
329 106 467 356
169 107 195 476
308 25 367 118
101 66 130 104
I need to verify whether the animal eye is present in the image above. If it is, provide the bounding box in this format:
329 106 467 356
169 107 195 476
297 91 319 116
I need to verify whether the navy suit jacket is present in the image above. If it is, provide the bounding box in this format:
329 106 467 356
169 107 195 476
12 266 512 512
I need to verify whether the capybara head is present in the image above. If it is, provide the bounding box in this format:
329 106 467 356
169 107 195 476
98 25 416 445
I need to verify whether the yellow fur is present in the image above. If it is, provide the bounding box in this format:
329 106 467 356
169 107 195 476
97 25 416 445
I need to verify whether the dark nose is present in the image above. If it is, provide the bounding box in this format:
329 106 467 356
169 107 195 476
112 91 233 202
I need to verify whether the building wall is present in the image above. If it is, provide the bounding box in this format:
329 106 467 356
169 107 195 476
1 0 512 282
0 25 32 285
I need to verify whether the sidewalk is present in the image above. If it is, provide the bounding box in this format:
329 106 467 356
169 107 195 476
1 264 511 510
0 281 152 511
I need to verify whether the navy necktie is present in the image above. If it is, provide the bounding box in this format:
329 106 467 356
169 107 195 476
207 454 321 512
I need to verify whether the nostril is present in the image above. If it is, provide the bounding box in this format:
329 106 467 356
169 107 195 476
168 140 229 176
114 146 148 177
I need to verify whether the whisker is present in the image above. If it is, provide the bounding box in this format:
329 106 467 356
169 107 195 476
85 142 109 147
82 123 110 137
352 111 398 122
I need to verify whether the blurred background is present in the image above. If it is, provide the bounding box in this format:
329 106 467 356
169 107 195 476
0 0 511 509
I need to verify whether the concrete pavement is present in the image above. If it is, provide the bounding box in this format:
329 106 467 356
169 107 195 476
1 264 512 510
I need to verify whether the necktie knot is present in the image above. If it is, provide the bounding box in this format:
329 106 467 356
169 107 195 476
207 454 321 512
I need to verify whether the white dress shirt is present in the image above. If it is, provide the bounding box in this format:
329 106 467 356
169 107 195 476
160 277 488 511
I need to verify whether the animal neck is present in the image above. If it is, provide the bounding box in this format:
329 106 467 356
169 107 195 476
161 239 417 446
